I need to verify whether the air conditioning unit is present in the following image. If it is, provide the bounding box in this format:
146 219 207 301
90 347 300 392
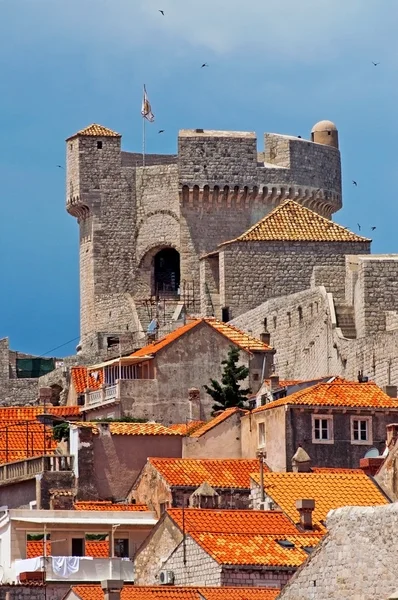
159 570 175 585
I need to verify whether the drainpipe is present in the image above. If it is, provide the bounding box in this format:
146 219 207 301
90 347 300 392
257 450 266 502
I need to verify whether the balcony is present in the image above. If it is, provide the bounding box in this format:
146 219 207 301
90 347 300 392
14 556 134 583
85 384 119 408
0 455 73 486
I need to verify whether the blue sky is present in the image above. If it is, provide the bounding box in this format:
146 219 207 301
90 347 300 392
0 0 397 357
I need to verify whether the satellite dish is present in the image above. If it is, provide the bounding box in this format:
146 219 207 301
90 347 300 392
364 447 380 459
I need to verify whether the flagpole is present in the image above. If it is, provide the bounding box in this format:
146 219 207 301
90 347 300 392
143 114 146 168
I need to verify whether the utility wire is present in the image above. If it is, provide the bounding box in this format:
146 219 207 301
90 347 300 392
39 336 80 358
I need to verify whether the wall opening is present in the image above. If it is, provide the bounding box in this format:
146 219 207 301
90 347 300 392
154 248 180 296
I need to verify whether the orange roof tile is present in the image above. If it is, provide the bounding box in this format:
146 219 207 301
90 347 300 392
220 200 369 245
131 319 271 359
85 540 109 558
253 380 398 412
168 421 205 435
311 467 362 474
149 458 263 489
75 422 180 436
71 586 279 600
168 508 300 535
71 367 104 394
68 124 121 139
190 407 246 438
74 501 148 511
0 405 80 423
0 422 56 464
191 531 321 567
26 541 51 558
250 472 388 531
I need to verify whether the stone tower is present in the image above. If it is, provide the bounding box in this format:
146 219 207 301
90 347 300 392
66 121 342 357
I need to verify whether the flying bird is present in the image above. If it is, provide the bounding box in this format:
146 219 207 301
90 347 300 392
371 226 376 231
201 63 209 68
352 180 358 186
372 61 380 66
357 223 361 231
159 9 164 15
158 130 165 134
56 165 64 169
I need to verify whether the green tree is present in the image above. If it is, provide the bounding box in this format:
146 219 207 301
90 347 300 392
204 346 251 415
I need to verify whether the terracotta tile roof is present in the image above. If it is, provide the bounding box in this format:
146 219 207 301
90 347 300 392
250 472 388 531
168 421 205 435
71 586 279 600
0 405 80 423
131 319 271 358
74 422 180 436
167 508 300 535
191 531 321 567
252 380 398 412
0 422 56 464
74 501 148 511
71 367 104 394
220 200 369 244
190 407 246 438
26 541 51 558
311 467 362 474
85 540 109 558
68 124 121 139
149 458 262 489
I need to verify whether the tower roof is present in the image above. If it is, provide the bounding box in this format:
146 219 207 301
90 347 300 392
311 119 337 133
219 200 370 245
66 123 121 140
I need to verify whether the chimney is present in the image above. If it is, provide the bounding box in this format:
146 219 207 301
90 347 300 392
38 387 53 404
101 580 123 600
292 446 311 473
386 423 398 449
97 422 111 437
296 499 315 530
269 375 280 391
360 457 384 476
188 388 201 421
384 385 398 399
260 332 271 345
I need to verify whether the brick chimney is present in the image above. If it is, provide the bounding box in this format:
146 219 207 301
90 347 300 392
101 581 123 600
188 388 201 421
384 385 398 399
386 423 398 449
296 499 315 530
269 375 280 391
360 457 384 476
260 332 271 345
292 446 311 473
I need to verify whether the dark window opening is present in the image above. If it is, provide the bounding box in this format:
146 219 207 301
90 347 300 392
114 539 129 558
154 248 180 295
71 538 84 557
222 307 230 323
107 336 120 349
277 540 295 549
97 141 103 149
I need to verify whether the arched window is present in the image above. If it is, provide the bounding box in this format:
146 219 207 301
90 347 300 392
154 248 180 296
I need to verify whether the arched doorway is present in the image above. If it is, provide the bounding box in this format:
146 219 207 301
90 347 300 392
154 248 180 296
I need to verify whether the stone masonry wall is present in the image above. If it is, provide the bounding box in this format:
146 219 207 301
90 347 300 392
278 504 398 600
310 265 346 302
221 567 293 588
0 584 69 600
162 535 222 586
219 241 369 320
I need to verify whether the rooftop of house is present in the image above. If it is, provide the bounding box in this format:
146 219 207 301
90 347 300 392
74 501 148 511
168 421 205 435
0 422 56 464
190 407 246 438
219 200 370 246
250 471 389 532
67 123 121 139
0 405 81 422
146 457 263 489
166 508 321 567
73 422 181 436
70 586 280 600
131 317 272 358
26 539 109 559
252 379 398 412
71 367 104 394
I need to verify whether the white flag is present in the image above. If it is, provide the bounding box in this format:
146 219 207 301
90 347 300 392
141 85 155 122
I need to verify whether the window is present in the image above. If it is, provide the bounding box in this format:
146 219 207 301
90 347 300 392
258 422 265 447
312 414 333 444
97 141 103 149
287 312 291 327
351 417 372 444
298 307 303 322
273 316 277 329
114 539 129 558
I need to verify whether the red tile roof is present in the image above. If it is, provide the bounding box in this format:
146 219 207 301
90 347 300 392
74 501 148 511
131 319 271 358
253 380 398 412
0 405 80 423
26 541 51 558
190 407 246 438
0 422 56 464
149 458 263 489
71 586 280 600
250 472 388 531
71 367 104 394
85 541 109 558
168 421 205 435
75 422 181 436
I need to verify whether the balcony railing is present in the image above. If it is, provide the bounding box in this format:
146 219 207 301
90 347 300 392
0 455 73 485
86 384 119 408
14 556 134 583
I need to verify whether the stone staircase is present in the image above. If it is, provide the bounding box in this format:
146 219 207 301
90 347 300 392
335 304 357 339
